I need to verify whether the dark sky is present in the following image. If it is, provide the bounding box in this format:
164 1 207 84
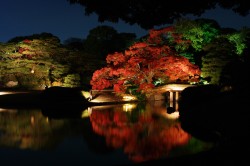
1 0 250 43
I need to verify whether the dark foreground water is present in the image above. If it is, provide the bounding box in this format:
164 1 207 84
0 101 214 166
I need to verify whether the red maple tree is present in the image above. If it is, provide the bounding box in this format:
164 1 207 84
90 26 201 93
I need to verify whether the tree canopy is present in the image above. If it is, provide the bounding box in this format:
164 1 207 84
67 0 250 29
90 24 202 95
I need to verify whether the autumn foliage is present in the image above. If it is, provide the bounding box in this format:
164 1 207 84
90 26 201 93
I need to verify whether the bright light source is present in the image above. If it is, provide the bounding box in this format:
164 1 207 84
0 92 13 95
81 107 92 118
162 111 179 119
81 91 91 99
0 91 29 95
122 103 136 112
0 108 17 113
122 94 137 101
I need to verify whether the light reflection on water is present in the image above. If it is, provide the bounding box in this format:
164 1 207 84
0 101 213 166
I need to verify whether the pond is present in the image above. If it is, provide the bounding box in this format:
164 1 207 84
0 100 214 166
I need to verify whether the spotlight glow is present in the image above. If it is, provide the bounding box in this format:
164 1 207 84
122 103 136 112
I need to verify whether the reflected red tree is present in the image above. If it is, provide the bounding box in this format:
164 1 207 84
90 108 191 163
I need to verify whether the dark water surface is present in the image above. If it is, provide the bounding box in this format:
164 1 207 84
0 101 214 166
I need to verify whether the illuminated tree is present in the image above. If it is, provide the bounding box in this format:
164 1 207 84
90 26 201 94
174 19 219 50
226 28 250 55
0 34 78 89
0 27 136 90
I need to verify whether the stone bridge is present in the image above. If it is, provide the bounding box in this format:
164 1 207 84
147 84 195 110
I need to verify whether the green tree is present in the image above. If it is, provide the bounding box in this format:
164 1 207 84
174 18 220 52
226 28 250 55
0 34 79 89
171 18 220 67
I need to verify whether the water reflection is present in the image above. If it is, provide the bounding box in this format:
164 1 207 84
0 101 213 165
90 104 189 163
0 109 74 150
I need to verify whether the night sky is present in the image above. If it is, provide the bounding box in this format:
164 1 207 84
1 0 250 43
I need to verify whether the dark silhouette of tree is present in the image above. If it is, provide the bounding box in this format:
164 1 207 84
112 32 137 52
63 37 85 50
83 25 118 59
201 37 237 84
67 0 250 29
83 25 136 59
